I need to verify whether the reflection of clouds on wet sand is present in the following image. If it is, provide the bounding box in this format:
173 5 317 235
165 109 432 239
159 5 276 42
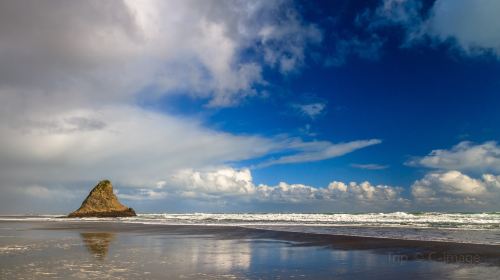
80 232 115 260
197 239 251 271
159 237 251 273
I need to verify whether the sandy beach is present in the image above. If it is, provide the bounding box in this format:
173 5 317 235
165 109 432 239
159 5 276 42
1 220 499 279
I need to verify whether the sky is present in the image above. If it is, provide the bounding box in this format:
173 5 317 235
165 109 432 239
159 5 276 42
0 0 499 214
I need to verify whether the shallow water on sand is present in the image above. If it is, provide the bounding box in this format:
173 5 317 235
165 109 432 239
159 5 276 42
1 221 499 279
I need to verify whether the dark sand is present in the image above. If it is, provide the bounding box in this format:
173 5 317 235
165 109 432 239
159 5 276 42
1 221 499 279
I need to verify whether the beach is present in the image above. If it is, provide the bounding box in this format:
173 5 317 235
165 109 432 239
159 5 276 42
1 218 500 279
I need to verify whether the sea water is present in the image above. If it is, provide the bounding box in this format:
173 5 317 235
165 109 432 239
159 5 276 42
2 212 499 245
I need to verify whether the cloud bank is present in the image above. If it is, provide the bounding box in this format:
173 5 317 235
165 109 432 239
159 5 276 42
117 167 407 212
119 141 500 212
412 171 500 205
409 141 500 210
5 140 500 213
407 141 500 174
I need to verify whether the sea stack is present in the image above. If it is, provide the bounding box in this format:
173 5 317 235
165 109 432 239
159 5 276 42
68 180 136 218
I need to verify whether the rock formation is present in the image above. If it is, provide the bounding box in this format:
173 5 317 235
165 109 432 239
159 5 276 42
68 180 136 217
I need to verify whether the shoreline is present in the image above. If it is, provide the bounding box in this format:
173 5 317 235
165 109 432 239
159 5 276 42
21 220 500 265
3 220 500 279
2 218 495 245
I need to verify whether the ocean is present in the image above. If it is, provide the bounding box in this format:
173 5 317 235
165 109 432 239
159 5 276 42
2 212 500 245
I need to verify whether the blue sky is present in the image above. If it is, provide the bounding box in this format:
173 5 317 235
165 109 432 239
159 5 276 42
0 0 499 213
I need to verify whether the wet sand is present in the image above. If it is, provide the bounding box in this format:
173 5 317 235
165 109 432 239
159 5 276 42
1 221 500 279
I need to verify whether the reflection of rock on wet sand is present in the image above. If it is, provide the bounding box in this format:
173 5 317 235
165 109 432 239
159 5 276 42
80 232 115 260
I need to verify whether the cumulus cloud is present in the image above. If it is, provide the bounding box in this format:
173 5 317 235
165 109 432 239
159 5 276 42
407 141 500 174
256 180 404 205
364 0 500 58
119 141 500 211
169 168 255 198
408 141 500 209
119 167 406 210
411 170 500 205
114 167 244 201
326 181 403 202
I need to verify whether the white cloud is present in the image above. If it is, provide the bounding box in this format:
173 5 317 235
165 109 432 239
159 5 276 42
0 0 322 110
424 0 500 57
0 1 338 213
258 139 382 167
0 106 278 187
326 181 403 202
121 167 406 209
407 141 500 174
0 104 380 210
255 180 404 205
293 102 326 119
408 141 500 209
169 168 255 197
118 141 500 211
366 0 500 58
411 170 500 205
256 182 321 203
258 13 322 74
366 0 422 27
